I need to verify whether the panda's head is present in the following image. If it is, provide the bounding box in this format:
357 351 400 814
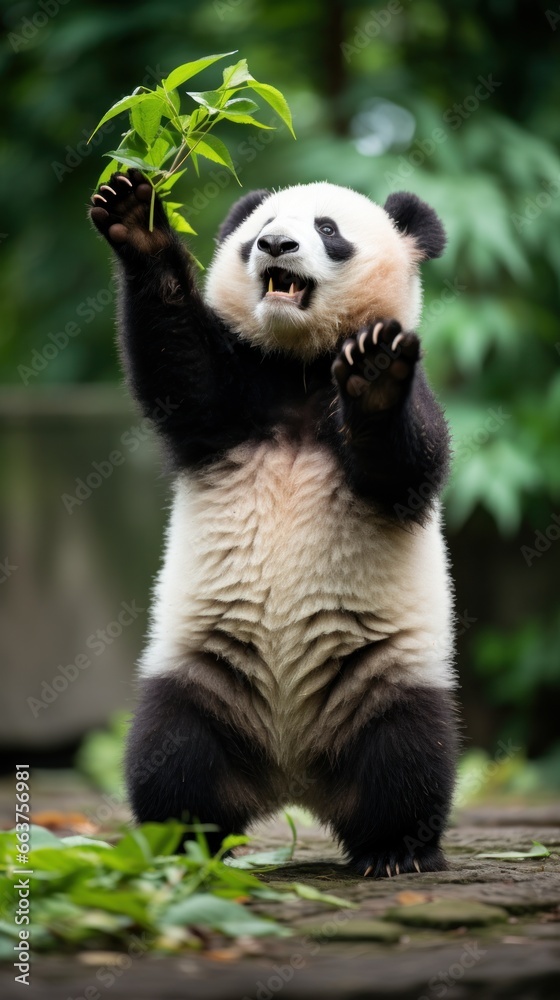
204 183 445 360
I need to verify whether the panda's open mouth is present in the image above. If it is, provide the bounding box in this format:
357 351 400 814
262 267 315 309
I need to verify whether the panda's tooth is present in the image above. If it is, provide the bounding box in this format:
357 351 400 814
268 277 274 293
289 283 296 296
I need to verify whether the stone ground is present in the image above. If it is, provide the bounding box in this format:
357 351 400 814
1 772 560 999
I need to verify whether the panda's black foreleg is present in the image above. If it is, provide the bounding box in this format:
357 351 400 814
89 169 248 466
331 319 450 521
124 673 273 855
310 686 458 877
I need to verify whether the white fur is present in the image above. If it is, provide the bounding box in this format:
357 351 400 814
139 182 454 768
205 183 423 360
141 435 454 765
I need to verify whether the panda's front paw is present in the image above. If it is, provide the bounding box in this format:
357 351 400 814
332 319 420 412
89 169 172 255
355 843 447 879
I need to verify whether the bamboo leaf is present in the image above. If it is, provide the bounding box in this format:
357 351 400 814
221 58 253 89
168 210 197 235
89 93 152 140
164 52 237 91
476 841 550 860
223 97 260 115
104 149 160 173
247 81 295 137
186 89 225 114
290 884 356 908
131 97 164 146
217 113 274 129
188 132 239 179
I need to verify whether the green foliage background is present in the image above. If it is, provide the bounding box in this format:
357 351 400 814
1 0 559 773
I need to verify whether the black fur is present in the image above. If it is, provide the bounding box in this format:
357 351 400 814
125 674 458 873
125 673 275 855
217 189 271 243
312 686 459 876
331 319 450 521
88 171 449 521
314 216 356 262
384 191 446 260
89 173 457 871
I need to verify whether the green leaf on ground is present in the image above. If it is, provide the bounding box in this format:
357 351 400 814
476 841 550 860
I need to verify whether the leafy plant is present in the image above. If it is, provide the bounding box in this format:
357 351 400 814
0 822 352 957
476 841 550 860
90 52 295 235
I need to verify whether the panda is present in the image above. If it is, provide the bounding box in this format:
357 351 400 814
89 170 458 878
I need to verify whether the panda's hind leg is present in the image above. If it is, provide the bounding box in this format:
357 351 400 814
125 672 275 856
309 686 458 877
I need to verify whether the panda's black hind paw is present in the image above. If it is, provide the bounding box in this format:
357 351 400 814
354 843 447 879
89 168 172 255
332 319 420 411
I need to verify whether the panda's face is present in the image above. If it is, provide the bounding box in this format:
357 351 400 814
204 183 443 360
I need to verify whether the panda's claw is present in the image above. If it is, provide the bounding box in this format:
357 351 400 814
354 845 447 878
343 343 354 365
332 318 420 412
372 321 383 345
88 168 173 256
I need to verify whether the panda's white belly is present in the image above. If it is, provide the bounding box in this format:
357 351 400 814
140 435 454 760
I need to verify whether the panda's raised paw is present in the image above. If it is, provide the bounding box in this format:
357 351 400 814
332 319 420 412
356 844 447 879
89 169 172 255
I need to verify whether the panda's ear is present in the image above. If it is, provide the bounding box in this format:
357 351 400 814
383 191 446 260
217 189 271 242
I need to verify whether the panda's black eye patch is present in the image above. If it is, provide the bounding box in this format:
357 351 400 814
314 217 356 263
315 217 337 237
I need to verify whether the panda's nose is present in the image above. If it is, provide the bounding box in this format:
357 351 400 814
257 234 299 257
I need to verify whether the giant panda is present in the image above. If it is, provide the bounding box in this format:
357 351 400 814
89 170 457 878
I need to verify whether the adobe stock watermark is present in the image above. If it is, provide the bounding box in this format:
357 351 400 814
454 406 512 464
17 279 117 386
51 65 163 182
214 0 245 19
242 909 354 1000
61 396 180 514
27 600 144 717
341 0 409 61
52 120 116 183
545 6 560 29
183 117 278 219
0 558 18 584
393 407 511 522
7 0 70 52
423 276 467 325
419 941 487 999
385 74 501 189
511 176 560 234
66 932 150 999
521 512 560 567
